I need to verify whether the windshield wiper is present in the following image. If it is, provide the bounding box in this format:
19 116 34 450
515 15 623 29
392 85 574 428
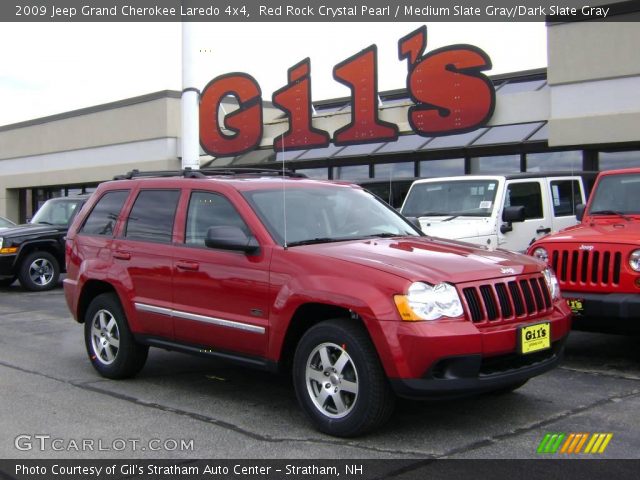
33 221 53 225
590 210 632 221
415 211 451 217
286 237 347 247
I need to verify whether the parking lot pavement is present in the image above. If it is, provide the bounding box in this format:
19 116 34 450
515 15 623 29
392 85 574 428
0 283 639 459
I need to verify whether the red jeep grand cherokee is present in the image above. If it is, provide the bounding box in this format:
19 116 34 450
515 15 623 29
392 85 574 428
64 169 571 437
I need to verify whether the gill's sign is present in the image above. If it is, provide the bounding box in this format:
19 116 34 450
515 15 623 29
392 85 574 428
199 26 496 157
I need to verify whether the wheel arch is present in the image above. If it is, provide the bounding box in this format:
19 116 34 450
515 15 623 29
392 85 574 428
77 280 119 324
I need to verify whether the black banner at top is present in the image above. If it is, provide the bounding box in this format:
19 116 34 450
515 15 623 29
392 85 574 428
3 0 640 22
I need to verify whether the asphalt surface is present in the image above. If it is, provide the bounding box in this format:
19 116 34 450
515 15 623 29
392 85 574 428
0 280 639 460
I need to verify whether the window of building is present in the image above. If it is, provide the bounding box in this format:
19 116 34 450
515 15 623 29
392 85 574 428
550 180 582 217
80 190 129 236
185 192 249 247
125 190 180 243
527 151 582 172
505 182 543 219
470 155 521 174
419 159 465 177
374 162 414 178
598 150 640 170
333 165 370 181
296 168 329 179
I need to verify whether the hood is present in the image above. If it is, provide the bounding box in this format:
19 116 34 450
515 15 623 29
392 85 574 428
418 216 494 241
300 236 543 284
537 219 640 246
0 223 66 238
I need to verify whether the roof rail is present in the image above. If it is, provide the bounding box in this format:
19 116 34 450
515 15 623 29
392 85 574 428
113 167 306 180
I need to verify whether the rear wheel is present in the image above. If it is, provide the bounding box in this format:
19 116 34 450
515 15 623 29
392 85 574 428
18 251 60 291
293 319 395 437
84 293 148 379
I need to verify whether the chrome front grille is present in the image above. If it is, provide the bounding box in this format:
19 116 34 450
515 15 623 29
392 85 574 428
461 274 552 325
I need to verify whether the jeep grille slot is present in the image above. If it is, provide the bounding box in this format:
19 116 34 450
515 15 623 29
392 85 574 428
460 274 552 326
550 248 622 287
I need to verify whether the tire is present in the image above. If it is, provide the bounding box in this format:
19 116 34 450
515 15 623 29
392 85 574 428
84 293 148 379
0 276 16 288
17 251 60 291
293 319 395 437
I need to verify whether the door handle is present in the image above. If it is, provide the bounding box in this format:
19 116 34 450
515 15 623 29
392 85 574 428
176 260 199 271
113 251 131 260
536 227 551 234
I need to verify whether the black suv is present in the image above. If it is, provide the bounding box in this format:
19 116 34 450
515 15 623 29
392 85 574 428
0 196 88 291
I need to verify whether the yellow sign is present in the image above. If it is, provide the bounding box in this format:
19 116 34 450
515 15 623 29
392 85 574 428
520 322 551 354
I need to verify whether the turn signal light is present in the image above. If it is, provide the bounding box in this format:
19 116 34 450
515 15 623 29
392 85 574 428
0 247 18 254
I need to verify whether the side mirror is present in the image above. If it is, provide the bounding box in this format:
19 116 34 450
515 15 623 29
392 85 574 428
205 226 259 254
575 204 586 222
500 206 526 234
502 206 526 223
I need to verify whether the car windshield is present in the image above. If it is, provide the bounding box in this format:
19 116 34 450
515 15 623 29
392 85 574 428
243 184 421 246
0 217 15 228
31 199 84 226
588 174 640 216
401 180 499 218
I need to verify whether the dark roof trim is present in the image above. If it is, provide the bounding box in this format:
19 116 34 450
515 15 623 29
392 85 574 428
0 90 182 132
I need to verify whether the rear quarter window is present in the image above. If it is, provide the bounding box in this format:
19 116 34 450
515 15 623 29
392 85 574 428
79 190 129 236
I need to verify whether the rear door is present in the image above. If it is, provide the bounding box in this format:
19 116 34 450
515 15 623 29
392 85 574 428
112 189 181 338
501 179 552 252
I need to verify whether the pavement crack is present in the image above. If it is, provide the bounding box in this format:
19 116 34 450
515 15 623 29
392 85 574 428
0 359 429 457
559 365 640 382
436 387 640 459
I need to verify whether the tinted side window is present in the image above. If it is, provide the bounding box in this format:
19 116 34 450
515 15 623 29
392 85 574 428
506 182 543 219
185 191 249 246
80 191 129 236
550 180 581 217
125 190 180 243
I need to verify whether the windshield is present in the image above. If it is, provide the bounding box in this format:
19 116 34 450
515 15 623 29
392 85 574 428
588 174 640 216
402 180 499 217
31 199 84 226
243 185 421 246
0 217 15 228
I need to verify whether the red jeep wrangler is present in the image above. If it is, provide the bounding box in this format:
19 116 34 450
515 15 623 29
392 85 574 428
64 169 570 437
529 167 640 333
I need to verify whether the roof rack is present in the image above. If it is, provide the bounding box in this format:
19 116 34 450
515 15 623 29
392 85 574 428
113 167 306 181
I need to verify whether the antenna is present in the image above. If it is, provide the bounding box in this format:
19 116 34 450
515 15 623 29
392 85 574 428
281 133 288 249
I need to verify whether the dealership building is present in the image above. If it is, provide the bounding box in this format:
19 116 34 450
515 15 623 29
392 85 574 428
1 10 640 222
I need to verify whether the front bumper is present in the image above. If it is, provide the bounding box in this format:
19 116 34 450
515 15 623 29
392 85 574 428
0 254 17 277
390 337 566 399
564 291 640 334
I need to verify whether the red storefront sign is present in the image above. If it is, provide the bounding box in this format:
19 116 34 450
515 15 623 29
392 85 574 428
199 26 495 157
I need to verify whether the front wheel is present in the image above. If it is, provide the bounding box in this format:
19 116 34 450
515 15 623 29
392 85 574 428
18 251 60 291
293 319 395 437
84 293 148 379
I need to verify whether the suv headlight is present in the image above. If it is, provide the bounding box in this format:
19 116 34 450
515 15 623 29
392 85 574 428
0 237 3 250
542 268 561 301
532 247 549 264
629 250 640 272
394 282 463 321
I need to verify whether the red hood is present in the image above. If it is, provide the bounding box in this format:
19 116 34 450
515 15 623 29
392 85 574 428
536 218 640 246
298 236 544 284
